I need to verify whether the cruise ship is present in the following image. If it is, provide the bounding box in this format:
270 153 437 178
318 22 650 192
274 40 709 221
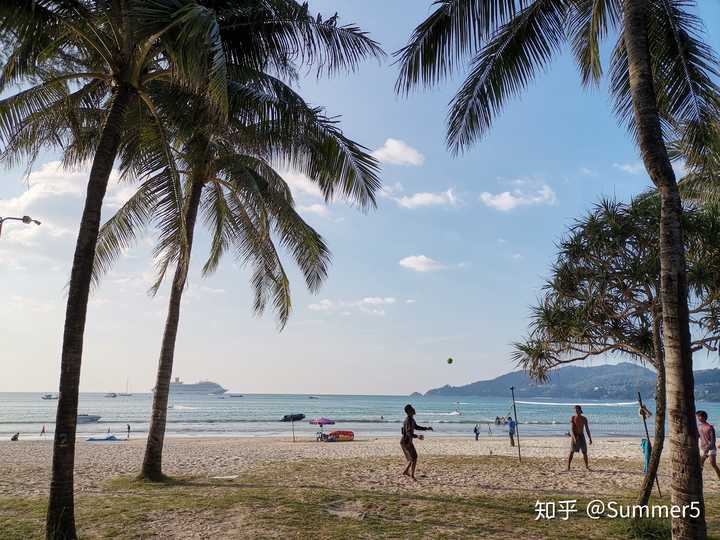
164 377 227 395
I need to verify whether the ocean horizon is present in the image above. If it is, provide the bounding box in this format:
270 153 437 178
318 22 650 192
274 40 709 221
3 392 719 441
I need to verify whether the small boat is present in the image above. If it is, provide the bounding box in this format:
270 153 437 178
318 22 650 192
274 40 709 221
104 392 117 398
118 378 132 397
77 414 101 424
87 434 121 442
281 413 305 422
308 396 319 400
41 393 58 400
228 393 243 398
328 430 354 442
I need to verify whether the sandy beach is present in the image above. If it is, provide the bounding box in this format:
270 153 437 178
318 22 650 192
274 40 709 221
4 435 717 498
3 436 720 538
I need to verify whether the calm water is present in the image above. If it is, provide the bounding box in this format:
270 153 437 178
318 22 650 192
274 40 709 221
1 392 718 441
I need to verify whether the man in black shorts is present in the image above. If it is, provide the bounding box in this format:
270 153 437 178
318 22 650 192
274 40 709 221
567 405 592 471
400 404 432 480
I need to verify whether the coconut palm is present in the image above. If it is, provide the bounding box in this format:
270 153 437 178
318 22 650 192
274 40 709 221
93 68 381 481
513 197 720 506
0 1 381 536
396 2 720 537
0 2 232 536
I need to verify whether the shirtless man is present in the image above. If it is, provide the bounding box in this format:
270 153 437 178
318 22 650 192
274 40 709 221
400 404 433 481
697 410 720 480
567 405 592 471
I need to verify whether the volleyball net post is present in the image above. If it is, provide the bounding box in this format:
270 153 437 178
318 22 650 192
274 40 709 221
510 386 521 463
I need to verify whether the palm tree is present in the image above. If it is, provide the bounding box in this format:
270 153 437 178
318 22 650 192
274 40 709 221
513 198 720 506
90 4 383 480
396 2 720 537
0 2 232 537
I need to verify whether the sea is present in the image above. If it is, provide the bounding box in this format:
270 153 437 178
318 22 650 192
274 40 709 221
1 393 719 441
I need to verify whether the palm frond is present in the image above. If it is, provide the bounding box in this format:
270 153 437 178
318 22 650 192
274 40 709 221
446 0 569 154
394 0 522 94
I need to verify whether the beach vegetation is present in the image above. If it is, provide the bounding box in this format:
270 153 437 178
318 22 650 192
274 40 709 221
513 197 720 506
396 2 720 536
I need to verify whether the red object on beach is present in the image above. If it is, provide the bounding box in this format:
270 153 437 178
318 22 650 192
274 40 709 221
329 430 354 442
309 417 335 426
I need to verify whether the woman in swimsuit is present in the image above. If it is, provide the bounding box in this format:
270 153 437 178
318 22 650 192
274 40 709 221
400 404 432 480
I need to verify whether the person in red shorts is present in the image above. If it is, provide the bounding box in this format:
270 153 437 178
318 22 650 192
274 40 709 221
697 410 720 480
567 405 592 471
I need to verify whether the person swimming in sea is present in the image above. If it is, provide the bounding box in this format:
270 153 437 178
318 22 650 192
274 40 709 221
400 404 432 481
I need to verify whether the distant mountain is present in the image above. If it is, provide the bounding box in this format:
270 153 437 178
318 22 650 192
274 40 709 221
422 362 720 401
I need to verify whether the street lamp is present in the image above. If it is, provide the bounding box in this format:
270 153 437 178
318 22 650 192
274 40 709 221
0 215 42 238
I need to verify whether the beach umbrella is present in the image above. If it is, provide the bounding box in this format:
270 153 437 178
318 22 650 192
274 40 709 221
309 417 335 432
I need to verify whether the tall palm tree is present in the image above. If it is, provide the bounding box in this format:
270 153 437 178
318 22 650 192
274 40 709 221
0 2 231 537
93 69 381 480
396 2 720 537
95 2 381 481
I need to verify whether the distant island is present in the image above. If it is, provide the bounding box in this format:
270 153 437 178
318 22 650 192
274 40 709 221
420 362 720 401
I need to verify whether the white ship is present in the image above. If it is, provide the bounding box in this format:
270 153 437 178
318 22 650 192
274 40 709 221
162 377 227 395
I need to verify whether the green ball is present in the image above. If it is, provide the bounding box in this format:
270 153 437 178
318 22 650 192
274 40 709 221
447 357 454 364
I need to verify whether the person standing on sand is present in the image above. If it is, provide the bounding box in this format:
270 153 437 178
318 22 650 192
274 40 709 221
40 425 45 437
127 424 131 440
697 410 720 480
567 405 592 471
507 416 516 447
473 424 480 441
400 404 432 481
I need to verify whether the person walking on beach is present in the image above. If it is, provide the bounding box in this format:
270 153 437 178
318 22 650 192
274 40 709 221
400 404 432 481
127 424 131 440
568 405 592 471
40 425 46 437
697 410 720 480
507 416 516 447
473 424 480 441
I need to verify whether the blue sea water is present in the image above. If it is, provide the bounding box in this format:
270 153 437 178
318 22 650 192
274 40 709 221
1 392 718 441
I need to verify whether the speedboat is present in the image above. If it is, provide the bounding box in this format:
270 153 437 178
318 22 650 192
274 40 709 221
104 392 117 398
41 393 58 400
228 393 243 398
77 414 101 424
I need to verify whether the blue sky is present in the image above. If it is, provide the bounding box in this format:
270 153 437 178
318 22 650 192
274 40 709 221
1 1 719 394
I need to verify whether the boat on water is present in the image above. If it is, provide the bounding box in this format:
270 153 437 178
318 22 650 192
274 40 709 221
41 393 58 400
160 377 227 395
77 414 101 424
118 378 132 397
104 392 117 398
228 393 243 398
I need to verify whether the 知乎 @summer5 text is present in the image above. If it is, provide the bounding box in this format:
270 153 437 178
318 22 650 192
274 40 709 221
534 499 702 520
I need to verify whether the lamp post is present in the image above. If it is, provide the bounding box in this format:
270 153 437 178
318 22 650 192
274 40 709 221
0 215 41 238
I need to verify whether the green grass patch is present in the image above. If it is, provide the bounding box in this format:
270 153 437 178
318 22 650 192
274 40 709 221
2 458 718 539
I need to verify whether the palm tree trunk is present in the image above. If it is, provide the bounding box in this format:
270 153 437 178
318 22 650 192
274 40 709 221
141 178 204 481
639 314 665 506
46 85 135 540
623 2 705 538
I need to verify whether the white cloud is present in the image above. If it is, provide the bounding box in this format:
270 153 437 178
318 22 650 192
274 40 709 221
397 189 458 209
308 296 400 317
281 171 324 199
405 299 416 304
579 167 597 176
613 162 645 175
512 253 524 260
398 255 447 273
379 182 404 198
298 203 330 217
497 238 506 244
371 139 425 166
479 184 556 211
